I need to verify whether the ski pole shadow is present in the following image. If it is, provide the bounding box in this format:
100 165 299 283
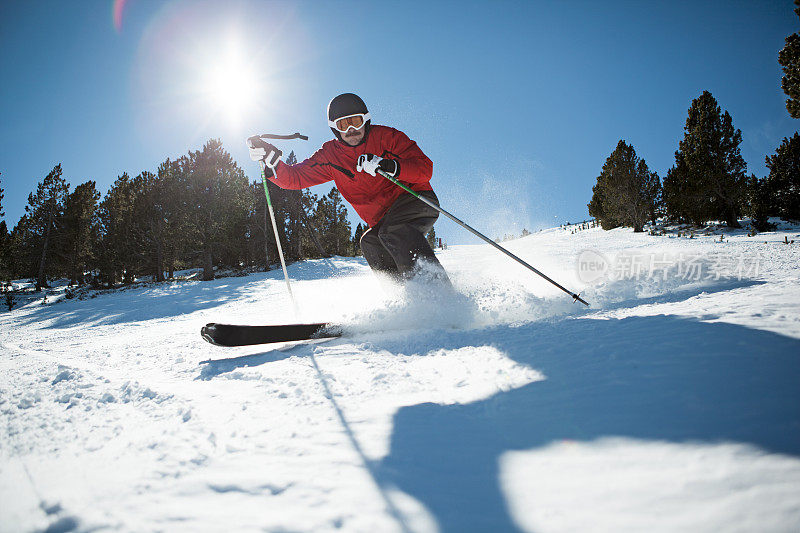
372 315 800 533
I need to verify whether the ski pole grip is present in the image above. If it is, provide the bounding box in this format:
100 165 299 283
248 136 283 161
258 132 309 141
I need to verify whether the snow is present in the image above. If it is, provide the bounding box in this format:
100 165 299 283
2 221 800 532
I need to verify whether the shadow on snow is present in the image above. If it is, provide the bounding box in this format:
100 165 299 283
17 258 368 329
196 343 315 381
372 316 800 532
189 277 799 531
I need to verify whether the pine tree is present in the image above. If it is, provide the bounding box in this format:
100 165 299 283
0 175 13 280
9 216 34 280
251 168 295 265
746 175 776 233
184 139 251 280
314 188 351 256
0 177 9 280
0 220 10 280
96 173 139 285
764 132 800 221
61 181 100 285
130 168 181 282
663 91 746 227
297 190 329 259
779 1 800 118
587 180 620 230
153 158 188 280
246 180 271 270
588 140 660 232
267 179 293 262
25 165 69 290
648 174 663 226
662 163 692 224
284 151 304 260
352 222 366 255
426 226 437 248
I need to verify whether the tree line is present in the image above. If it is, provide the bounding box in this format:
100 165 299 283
0 140 361 290
591 3 800 233
589 90 799 233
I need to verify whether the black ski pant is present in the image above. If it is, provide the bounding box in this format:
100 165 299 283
360 190 450 283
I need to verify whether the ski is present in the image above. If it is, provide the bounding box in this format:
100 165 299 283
201 322 342 347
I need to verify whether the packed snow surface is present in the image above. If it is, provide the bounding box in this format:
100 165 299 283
2 222 800 532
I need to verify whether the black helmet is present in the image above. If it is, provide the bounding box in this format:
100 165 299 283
327 93 371 143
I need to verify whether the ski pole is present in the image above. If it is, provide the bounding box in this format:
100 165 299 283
248 133 309 311
376 169 589 306
259 161 296 306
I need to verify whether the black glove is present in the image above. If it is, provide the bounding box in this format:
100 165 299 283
378 158 400 178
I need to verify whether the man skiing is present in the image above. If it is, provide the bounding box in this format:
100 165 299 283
248 92 449 286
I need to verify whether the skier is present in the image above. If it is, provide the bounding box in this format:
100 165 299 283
248 92 450 286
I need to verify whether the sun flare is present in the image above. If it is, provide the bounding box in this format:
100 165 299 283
201 41 261 128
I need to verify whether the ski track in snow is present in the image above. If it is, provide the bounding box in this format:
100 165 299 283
2 224 800 532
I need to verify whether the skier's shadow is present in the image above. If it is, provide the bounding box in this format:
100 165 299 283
372 316 800 532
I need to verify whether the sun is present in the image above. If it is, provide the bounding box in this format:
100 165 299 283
201 42 260 127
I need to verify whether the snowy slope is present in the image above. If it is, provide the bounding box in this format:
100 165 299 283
2 223 800 532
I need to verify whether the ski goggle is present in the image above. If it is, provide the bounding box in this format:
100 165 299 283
328 112 371 133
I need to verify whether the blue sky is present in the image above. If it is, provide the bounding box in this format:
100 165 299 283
1 0 798 244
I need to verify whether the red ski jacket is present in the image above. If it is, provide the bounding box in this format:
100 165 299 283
270 125 434 227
